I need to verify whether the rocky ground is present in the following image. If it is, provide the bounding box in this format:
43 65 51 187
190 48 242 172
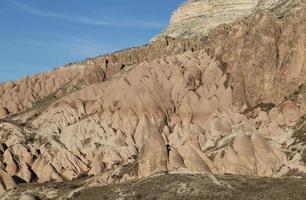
4 173 306 200
72 173 306 200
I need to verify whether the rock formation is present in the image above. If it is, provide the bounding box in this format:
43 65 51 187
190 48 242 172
152 0 304 41
0 37 203 117
1 0 306 198
204 9 306 108
0 168 16 192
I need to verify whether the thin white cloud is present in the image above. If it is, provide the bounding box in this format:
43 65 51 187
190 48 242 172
14 36 108 57
58 40 103 56
12 1 164 29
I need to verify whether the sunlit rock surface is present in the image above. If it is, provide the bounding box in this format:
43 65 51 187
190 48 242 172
152 0 304 41
0 1 306 199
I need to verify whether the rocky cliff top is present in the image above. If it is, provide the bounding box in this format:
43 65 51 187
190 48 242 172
152 0 304 41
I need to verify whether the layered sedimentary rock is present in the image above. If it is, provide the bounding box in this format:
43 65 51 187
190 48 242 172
0 37 203 118
152 0 304 41
0 0 306 195
0 47 302 188
205 7 306 107
0 65 83 115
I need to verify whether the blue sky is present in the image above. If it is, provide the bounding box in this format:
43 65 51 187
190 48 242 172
0 0 184 81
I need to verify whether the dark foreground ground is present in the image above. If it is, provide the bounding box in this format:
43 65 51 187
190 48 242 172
71 173 306 200
6 173 306 200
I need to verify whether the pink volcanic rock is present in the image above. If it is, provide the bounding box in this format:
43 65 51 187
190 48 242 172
88 154 106 176
0 3 305 190
0 106 8 119
0 168 16 191
83 61 106 85
0 64 84 115
3 150 18 176
138 133 168 177
281 100 302 126
17 163 34 183
167 147 186 171
206 8 306 108
0 46 296 183
177 144 211 172
214 130 288 176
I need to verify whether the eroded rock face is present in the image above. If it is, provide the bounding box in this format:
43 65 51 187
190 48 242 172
0 168 16 192
0 37 203 119
205 8 306 107
0 0 306 193
0 64 85 116
0 106 8 119
0 48 300 187
83 61 105 85
214 129 287 176
138 134 168 177
152 0 304 41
